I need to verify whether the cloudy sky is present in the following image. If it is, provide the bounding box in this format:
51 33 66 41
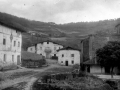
0 0 120 24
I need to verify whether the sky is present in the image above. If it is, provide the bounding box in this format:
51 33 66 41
0 0 120 24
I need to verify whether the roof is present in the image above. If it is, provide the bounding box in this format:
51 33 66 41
57 46 80 52
27 40 65 48
82 59 98 65
21 51 45 60
37 40 64 46
115 24 120 28
0 21 26 32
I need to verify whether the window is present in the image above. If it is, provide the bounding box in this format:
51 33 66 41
61 61 63 63
47 42 49 44
62 54 64 57
71 60 74 64
71 54 74 57
31 48 32 51
54 47 56 50
12 55 14 62
14 41 16 46
3 54 6 62
40 47 42 50
3 38 6 45
18 42 20 47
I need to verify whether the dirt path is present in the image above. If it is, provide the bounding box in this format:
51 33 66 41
24 77 37 90
0 64 62 90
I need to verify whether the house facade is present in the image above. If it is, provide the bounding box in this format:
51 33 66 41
27 45 36 53
57 47 80 66
0 24 24 66
27 41 63 59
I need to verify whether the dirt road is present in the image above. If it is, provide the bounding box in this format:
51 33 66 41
0 64 71 90
0 64 67 90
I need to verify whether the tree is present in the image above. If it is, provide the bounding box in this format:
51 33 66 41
96 41 120 78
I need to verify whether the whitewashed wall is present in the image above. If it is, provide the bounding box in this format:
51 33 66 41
57 50 80 66
27 46 36 53
28 41 63 58
90 66 105 74
0 24 22 65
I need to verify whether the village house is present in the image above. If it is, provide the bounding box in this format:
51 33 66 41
27 45 36 53
0 23 25 66
57 47 80 66
27 41 64 59
21 51 45 68
80 34 120 74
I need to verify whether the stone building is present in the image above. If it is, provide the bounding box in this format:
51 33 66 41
57 47 80 66
27 41 63 59
0 23 25 66
80 34 95 63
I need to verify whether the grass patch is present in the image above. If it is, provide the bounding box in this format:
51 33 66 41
34 67 72 78
9 71 38 79
0 64 19 72
47 67 72 72
2 82 27 90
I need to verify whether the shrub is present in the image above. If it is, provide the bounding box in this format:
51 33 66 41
72 64 80 71
105 80 118 89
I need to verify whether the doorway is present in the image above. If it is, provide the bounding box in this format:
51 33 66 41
17 55 21 65
65 61 68 66
46 53 51 59
87 65 90 73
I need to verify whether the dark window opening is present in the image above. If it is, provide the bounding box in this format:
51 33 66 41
3 38 6 45
47 42 49 44
71 54 74 57
12 55 14 62
14 41 16 46
18 42 20 47
3 54 6 62
61 61 63 63
17 55 21 65
72 60 74 64
62 54 64 57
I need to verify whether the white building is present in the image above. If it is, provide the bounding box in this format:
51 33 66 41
27 41 63 59
27 45 36 53
57 47 80 66
0 24 24 66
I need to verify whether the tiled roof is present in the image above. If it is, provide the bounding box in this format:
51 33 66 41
82 59 97 65
21 51 45 60
27 40 65 48
0 21 26 32
57 46 80 51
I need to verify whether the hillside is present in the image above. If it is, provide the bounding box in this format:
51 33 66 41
0 12 120 50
